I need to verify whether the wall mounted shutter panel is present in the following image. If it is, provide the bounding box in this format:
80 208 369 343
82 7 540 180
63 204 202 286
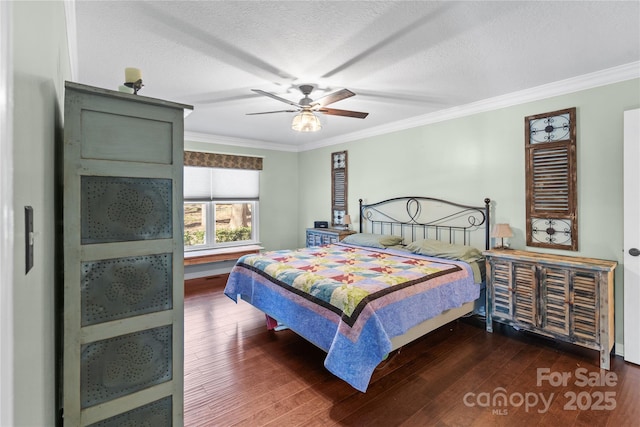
331 151 348 226
525 107 577 250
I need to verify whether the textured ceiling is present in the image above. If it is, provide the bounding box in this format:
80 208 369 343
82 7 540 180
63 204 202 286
74 1 640 150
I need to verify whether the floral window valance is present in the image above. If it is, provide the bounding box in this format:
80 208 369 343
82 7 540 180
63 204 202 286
183 151 263 170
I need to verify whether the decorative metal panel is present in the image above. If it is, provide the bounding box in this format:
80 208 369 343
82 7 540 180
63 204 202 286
332 151 346 169
529 112 571 144
81 326 172 408
81 254 173 326
87 396 172 427
81 176 172 244
530 218 573 247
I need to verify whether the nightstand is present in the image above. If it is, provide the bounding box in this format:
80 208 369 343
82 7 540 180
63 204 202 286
306 228 356 247
484 249 616 369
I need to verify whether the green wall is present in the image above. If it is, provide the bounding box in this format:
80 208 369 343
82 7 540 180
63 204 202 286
12 1 71 425
298 79 640 348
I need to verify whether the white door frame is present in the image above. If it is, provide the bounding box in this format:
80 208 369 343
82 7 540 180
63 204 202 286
624 108 640 365
0 1 14 426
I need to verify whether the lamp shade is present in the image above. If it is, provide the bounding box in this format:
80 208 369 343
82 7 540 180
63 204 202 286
343 214 352 225
491 223 513 239
124 67 142 83
291 110 321 132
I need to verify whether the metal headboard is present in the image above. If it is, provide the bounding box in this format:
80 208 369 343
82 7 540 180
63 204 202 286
359 197 491 250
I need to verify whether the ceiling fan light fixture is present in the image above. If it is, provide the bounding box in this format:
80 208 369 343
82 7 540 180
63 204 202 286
291 110 322 132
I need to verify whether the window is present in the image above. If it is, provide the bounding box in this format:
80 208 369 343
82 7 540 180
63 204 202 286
183 166 259 250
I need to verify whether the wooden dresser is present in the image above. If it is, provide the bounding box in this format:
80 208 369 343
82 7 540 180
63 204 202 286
484 249 616 369
306 228 356 247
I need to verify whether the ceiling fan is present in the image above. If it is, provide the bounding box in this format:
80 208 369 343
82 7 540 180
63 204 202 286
247 84 369 132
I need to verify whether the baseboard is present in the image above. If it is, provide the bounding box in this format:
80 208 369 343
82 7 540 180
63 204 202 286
616 342 624 357
184 273 229 295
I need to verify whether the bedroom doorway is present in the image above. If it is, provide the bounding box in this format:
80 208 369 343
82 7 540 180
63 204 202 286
623 108 640 366
0 1 14 425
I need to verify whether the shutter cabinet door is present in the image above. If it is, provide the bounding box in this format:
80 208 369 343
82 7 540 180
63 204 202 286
489 258 513 319
571 271 599 343
539 266 570 335
512 263 537 327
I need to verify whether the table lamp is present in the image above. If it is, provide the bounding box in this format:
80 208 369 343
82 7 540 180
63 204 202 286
492 223 513 249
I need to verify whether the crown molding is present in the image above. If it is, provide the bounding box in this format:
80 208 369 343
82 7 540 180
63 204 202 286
299 61 640 152
184 131 299 152
65 2 637 154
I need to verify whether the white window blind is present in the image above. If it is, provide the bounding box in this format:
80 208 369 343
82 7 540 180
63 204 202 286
184 166 259 201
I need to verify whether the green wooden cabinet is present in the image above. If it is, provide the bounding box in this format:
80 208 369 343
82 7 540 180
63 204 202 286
62 82 191 426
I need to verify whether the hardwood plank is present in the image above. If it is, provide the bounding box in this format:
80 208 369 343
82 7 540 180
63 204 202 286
319 320 484 423
184 284 640 426
605 361 640 426
421 338 531 426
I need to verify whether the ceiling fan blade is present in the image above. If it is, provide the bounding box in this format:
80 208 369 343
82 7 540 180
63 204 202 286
246 109 298 115
352 88 449 105
319 108 369 119
313 89 355 107
252 89 301 107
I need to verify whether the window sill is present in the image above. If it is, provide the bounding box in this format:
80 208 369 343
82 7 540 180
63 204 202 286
184 244 262 266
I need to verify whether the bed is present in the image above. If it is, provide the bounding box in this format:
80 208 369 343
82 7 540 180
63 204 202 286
224 196 491 392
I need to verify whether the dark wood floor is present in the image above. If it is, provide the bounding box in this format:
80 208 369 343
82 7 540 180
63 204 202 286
184 283 640 426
